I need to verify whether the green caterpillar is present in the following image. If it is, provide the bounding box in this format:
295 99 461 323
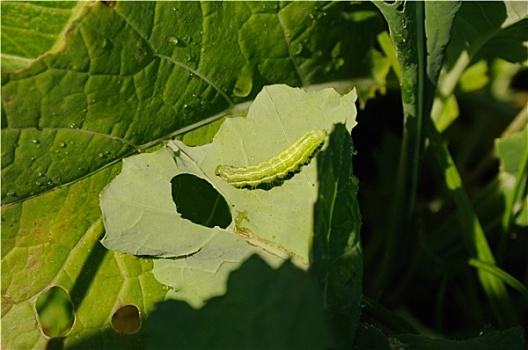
215 129 326 188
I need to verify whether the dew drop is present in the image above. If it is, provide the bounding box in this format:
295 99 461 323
32 139 40 144
293 43 303 55
168 36 179 45
58 141 66 148
233 64 254 98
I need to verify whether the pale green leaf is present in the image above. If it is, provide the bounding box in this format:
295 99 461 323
100 85 358 306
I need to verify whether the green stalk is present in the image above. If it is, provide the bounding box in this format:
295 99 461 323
428 121 517 327
502 139 528 234
375 0 516 327
468 258 528 302
372 1 428 297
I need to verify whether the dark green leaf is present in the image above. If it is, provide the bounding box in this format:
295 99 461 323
312 124 362 347
147 256 332 349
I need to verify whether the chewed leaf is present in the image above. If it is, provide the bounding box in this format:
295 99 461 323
100 84 358 306
167 85 357 264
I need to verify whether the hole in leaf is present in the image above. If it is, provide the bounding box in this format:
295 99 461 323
111 305 141 334
171 174 232 228
36 286 75 338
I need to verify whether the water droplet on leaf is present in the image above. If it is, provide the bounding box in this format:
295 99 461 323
293 43 303 55
233 64 254 98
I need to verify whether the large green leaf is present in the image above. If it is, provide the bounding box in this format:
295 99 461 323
2 2 378 347
1 1 383 205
